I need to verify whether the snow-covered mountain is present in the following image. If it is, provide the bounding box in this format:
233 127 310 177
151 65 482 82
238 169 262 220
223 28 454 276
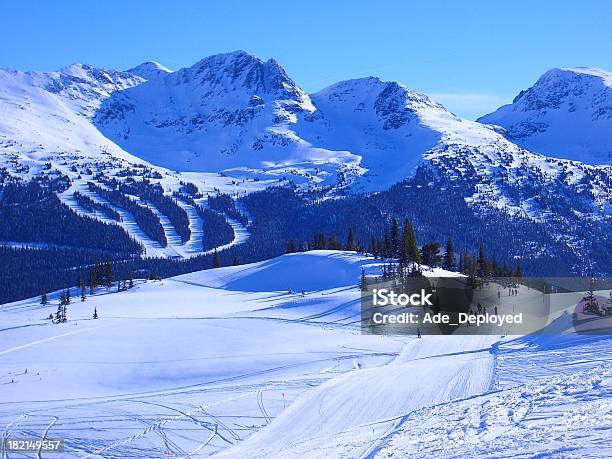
0 52 610 277
0 62 148 179
478 67 612 165
95 51 361 188
126 60 172 80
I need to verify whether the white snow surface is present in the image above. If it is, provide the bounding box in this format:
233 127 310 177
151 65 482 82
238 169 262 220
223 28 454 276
1 251 610 458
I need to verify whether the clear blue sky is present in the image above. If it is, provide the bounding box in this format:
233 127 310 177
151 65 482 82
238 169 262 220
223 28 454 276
1 1 611 119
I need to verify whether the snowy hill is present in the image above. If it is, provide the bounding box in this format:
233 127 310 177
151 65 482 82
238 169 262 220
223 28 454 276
478 67 612 165
1 251 609 457
0 63 146 170
126 60 172 80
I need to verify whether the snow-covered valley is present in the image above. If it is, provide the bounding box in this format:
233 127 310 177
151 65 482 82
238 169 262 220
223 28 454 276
1 251 610 458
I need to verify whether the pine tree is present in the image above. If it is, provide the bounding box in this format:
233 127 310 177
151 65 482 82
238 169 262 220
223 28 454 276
232 256 240 266
104 261 114 288
55 303 63 323
390 218 399 257
405 220 420 264
213 251 221 268
370 237 378 258
477 243 489 277
346 228 355 251
360 269 368 292
421 242 442 267
583 277 598 314
40 290 48 306
129 272 134 289
442 238 456 271
491 253 499 277
89 267 97 295
81 284 86 302
513 260 522 278
93 307 99 319
501 260 510 277
55 299 67 324
65 288 71 305
286 240 296 253
399 220 410 264
328 235 340 250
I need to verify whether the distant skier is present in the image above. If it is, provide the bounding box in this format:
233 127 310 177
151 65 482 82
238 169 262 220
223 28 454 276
417 328 421 339
301 290 305 297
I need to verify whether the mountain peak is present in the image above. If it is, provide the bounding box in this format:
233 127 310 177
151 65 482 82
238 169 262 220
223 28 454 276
478 66 612 164
186 50 296 95
312 76 447 128
126 61 172 80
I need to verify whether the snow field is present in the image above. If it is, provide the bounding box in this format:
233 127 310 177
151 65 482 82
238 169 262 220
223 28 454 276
0 251 610 458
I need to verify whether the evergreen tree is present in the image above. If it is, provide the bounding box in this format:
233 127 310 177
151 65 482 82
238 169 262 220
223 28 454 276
81 284 86 302
93 307 99 320
65 288 71 305
232 256 240 266
213 251 221 268
404 220 421 264
491 253 499 277
442 238 456 271
421 242 442 267
328 235 340 250
477 243 489 277
129 272 134 289
360 269 368 292
88 268 97 295
583 277 598 314
55 299 67 323
54 303 63 323
40 290 48 306
313 232 326 250
286 240 296 253
346 228 355 251
104 261 114 288
390 218 399 257
513 260 522 278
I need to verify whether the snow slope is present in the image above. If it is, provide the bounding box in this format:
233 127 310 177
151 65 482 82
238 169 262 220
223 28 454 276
0 64 145 169
478 67 612 165
1 251 610 458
